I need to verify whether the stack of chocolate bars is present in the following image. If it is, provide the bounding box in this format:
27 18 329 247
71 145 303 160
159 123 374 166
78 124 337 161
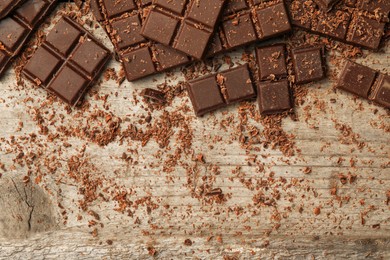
0 0 388 113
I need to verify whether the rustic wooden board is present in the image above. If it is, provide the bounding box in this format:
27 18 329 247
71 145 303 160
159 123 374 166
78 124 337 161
0 3 389 259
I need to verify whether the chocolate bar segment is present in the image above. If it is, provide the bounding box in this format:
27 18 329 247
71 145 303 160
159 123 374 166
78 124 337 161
207 0 292 57
288 0 387 50
0 0 57 78
23 16 111 106
291 45 326 84
91 0 191 82
337 60 377 99
141 0 226 59
258 79 292 115
256 43 288 81
187 64 256 116
337 60 389 109
0 0 26 20
370 74 390 108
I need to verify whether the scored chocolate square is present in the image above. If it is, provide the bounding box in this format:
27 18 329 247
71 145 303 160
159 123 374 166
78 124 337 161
0 0 57 78
141 0 226 59
337 60 377 99
23 16 111 106
258 79 292 115
370 74 390 109
207 0 291 57
313 0 340 11
90 0 191 82
291 45 326 84
187 64 256 116
0 0 25 20
256 43 288 81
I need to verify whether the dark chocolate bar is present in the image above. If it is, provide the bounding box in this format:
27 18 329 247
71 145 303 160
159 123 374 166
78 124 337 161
0 0 58 78
0 0 26 20
187 64 256 116
141 0 227 59
256 43 288 81
291 45 326 84
22 16 111 106
90 0 192 82
258 79 293 115
207 0 292 57
337 60 389 109
287 0 388 50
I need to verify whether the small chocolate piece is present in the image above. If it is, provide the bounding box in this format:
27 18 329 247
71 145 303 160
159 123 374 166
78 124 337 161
0 0 57 78
23 16 111 106
141 0 227 59
0 0 25 20
207 0 292 57
370 74 390 109
313 0 340 11
337 60 377 99
142 88 166 103
288 0 387 50
187 64 256 116
91 0 191 82
258 79 292 115
291 45 326 84
256 44 288 81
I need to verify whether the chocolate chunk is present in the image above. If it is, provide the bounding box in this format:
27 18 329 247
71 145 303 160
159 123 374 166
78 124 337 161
187 64 255 116
287 0 387 50
141 0 226 59
23 16 111 106
258 79 293 115
141 88 166 103
207 0 291 57
337 60 377 99
370 74 390 109
256 44 288 81
0 0 57 78
291 45 326 84
0 0 25 20
91 0 191 82
313 0 340 11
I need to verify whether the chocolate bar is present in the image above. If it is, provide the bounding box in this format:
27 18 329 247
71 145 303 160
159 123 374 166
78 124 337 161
207 0 292 57
287 0 388 50
141 0 227 59
0 0 25 20
291 45 326 84
90 0 192 82
0 0 58 78
187 64 256 116
337 60 389 109
22 16 111 106
255 43 293 115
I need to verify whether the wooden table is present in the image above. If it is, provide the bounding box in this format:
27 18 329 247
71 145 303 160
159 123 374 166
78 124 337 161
0 4 389 259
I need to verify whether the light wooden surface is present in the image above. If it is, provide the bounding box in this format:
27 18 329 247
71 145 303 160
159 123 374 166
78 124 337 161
0 4 389 259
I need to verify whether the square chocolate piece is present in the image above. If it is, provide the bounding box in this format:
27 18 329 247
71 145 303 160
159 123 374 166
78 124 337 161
256 44 288 81
313 0 340 11
291 45 326 84
219 64 256 104
369 73 390 109
337 60 377 99
187 75 226 117
258 79 293 115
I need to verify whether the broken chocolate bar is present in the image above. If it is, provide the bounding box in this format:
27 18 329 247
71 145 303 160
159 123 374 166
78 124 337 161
0 0 58 78
187 64 256 116
141 0 227 59
22 16 111 106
